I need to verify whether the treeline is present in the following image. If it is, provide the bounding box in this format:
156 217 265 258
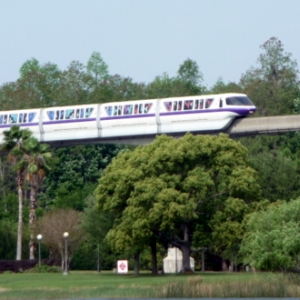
1 36 300 272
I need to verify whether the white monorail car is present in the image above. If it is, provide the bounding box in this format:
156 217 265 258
0 93 256 144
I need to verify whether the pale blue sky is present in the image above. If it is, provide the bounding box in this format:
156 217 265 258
1 0 300 89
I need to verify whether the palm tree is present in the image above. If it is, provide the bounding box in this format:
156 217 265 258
1 125 32 260
22 137 56 259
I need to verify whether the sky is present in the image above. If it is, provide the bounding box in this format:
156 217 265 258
1 0 300 89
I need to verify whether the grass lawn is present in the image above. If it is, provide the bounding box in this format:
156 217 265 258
0 270 298 299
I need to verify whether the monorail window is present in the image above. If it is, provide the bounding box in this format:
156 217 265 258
113 106 122 116
66 109 74 119
226 96 254 106
200 99 204 109
29 113 35 122
75 109 84 118
134 104 138 114
0 115 5 124
139 104 144 114
113 106 117 116
124 105 133 115
164 102 172 111
195 100 199 109
23 113 27 122
173 101 177 111
86 108 93 117
144 103 152 113
184 100 193 110
178 101 182 111
47 111 54 120
105 106 112 116
205 98 213 108
9 114 17 123
60 110 64 120
0 115 8 124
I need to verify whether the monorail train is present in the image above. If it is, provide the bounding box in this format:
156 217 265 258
0 93 256 144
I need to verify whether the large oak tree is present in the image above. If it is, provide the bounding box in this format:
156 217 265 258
96 133 260 273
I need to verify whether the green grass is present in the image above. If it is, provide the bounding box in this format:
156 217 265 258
0 270 299 299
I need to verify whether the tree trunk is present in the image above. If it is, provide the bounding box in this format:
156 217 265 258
179 224 193 273
150 240 158 275
201 249 206 272
29 178 37 259
16 172 23 261
222 258 228 271
134 252 140 275
180 245 193 272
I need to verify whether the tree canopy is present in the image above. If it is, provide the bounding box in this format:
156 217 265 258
240 37 300 116
241 199 300 271
96 133 261 272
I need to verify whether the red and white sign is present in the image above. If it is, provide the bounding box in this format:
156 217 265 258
117 260 128 274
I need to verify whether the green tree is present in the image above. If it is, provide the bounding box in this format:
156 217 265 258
210 78 243 94
241 199 300 271
0 219 17 259
87 74 146 104
177 58 203 94
210 197 249 270
19 58 61 107
19 58 41 78
146 73 174 98
87 52 109 84
80 194 115 271
1 125 32 260
96 133 260 273
241 135 300 202
39 144 124 210
251 150 300 201
146 59 205 99
240 37 300 116
22 137 56 259
53 61 90 106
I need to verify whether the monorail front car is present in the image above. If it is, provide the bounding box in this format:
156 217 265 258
0 93 256 144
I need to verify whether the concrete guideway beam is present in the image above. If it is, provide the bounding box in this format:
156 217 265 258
226 115 300 137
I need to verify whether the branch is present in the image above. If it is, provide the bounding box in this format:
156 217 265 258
197 190 228 205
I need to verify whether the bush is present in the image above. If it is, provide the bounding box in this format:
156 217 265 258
25 263 61 273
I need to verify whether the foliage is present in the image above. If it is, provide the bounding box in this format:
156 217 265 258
209 78 243 94
25 263 61 273
241 198 300 270
0 192 18 221
86 52 109 84
146 59 205 98
1 125 34 260
96 133 261 272
0 219 17 259
72 194 117 270
35 208 86 268
240 135 300 202
210 197 249 263
240 37 300 116
39 144 125 209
